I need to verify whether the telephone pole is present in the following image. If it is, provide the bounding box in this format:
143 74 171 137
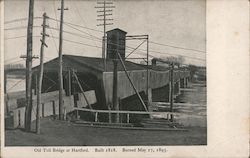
36 13 49 134
25 0 35 132
58 0 68 120
96 0 114 71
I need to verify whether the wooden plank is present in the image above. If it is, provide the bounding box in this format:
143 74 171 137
74 120 133 127
74 107 177 115
152 102 201 107
72 123 188 131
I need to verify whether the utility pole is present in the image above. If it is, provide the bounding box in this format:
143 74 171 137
96 0 114 71
58 0 68 120
25 0 35 132
36 13 49 134
170 62 174 122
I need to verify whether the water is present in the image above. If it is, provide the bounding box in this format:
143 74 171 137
174 81 207 127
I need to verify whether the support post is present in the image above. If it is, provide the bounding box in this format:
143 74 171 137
95 112 98 122
52 100 56 116
170 63 174 122
127 113 130 123
4 73 7 94
117 53 148 112
42 103 45 117
146 35 150 106
5 95 9 114
36 13 48 134
68 70 71 96
168 83 171 102
25 0 35 132
112 59 119 123
178 79 181 95
108 104 112 123
186 77 188 87
58 0 66 120
72 71 92 109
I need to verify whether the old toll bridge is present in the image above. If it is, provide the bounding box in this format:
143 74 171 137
5 28 190 129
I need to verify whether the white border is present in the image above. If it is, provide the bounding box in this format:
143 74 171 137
1 0 249 158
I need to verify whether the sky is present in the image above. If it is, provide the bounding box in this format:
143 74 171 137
4 0 206 66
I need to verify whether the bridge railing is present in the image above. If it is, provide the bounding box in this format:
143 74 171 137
74 107 177 123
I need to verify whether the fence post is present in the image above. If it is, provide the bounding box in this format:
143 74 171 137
127 113 130 123
95 112 98 122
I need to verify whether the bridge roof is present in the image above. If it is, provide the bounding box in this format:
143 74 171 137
32 54 146 73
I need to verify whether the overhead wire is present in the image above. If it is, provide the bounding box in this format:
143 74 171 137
5 35 40 40
50 35 102 49
149 41 206 54
4 25 41 31
46 18 205 61
4 17 42 24
48 26 102 42
72 1 99 48
5 18 205 63
48 17 103 33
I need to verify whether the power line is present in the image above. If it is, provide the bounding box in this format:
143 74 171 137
48 17 103 33
48 18 205 57
53 0 59 29
149 41 206 53
48 19 206 60
5 18 206 56
150 50 206 61
50 35 102 49
4 17 42 24
4 24 205 62
50 35 136 54
131 46 206 61
4 25 41 31
72 1 99 48
64 22 101 40
47 22 59 53
133 50 205 62
48 26 102 42
48 29 205 62
49 26 139 53
5 35 40 40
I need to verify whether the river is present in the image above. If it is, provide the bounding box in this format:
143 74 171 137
174 81 207 127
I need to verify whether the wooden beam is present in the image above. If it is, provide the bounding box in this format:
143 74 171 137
117 53 148 112
72 71 92 109
74 107 177 115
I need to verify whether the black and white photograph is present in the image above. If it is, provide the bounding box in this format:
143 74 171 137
1 0 208 149
3 0 207 147
2 0 250 157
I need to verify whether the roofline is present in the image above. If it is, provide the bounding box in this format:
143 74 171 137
106 28 127 34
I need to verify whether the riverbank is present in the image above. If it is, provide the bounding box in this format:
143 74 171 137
5 81 207 146
5 118 206 146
